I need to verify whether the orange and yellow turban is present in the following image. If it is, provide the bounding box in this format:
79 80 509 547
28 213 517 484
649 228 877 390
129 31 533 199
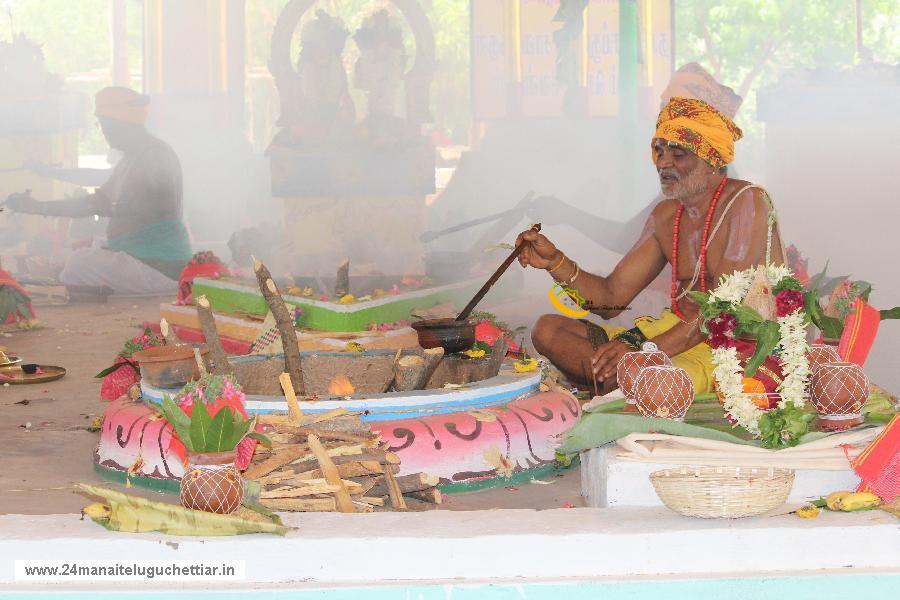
94 86 149 125
654 97 743 170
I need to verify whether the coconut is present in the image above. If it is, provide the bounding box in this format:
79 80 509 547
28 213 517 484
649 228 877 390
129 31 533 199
741 268 776 321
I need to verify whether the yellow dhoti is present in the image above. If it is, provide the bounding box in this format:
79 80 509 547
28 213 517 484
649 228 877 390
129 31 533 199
589 309 714 394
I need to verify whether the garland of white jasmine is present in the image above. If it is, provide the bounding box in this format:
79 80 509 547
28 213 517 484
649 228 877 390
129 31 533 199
708 265 811 437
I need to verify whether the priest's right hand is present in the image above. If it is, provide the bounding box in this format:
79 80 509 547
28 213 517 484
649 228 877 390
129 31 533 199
4 191 38 214
516 228 561 270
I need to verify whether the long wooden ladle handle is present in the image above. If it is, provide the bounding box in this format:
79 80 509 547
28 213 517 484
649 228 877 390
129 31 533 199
455 223 541 322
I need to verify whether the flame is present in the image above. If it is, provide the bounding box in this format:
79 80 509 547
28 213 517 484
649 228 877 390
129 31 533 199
328 374 355 396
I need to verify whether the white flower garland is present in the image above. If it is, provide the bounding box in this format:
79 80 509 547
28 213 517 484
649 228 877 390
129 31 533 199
709 265 810 438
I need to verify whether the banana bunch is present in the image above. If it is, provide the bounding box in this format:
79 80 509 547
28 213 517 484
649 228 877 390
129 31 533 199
825 491 881 512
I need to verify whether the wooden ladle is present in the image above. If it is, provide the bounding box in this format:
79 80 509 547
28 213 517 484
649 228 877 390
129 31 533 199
411 224 542 353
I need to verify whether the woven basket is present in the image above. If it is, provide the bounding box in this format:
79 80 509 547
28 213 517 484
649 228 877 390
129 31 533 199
650 466 795 519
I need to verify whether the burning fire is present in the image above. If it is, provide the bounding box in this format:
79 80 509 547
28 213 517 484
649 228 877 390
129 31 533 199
328 374 355 396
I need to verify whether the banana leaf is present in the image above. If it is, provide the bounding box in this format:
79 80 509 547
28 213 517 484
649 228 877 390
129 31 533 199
76 484 291 536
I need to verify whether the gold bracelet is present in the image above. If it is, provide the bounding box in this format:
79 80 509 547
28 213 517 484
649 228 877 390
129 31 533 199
565 263 580 286
547 253 567 273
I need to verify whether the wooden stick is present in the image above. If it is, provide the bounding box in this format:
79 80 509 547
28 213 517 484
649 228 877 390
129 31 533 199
159 318 179 346
405 488 443 505
290 461 398 480
347 479 376 497
391 354 425 392
382 349 403 393
249 442 364 479
279 372 304 424
415 347 444 389
383 466 408 510
334 257 350 298
358 472 439 496
327 451 398 466
359 496 386 507
243 444 310 480
195 295 233 375
258 497 336 512
486 338 508 377
192 347 207 378
271 476 365 492
456 223 541 321
308 434 356 513
253 257 303 393
301 408 349 425
274 425 377 445
260 484 341 498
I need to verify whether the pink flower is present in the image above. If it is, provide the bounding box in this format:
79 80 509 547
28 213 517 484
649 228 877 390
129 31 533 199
776 289 804 317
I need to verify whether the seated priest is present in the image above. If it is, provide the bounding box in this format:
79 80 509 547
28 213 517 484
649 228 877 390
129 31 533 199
5 87 191 295
516 97 785 394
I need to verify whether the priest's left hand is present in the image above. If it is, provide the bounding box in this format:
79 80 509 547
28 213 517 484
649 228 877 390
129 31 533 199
591 340 632 382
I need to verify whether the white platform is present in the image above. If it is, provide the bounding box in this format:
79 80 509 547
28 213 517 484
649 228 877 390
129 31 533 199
1 506 898 592
581 447 862 508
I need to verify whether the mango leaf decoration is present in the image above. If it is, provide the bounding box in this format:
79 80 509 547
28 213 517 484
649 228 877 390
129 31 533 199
152 395 271 454
805 289 843 340
742 319 781 378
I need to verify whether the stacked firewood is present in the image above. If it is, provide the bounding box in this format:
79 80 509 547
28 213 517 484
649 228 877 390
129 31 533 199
247 413 441 513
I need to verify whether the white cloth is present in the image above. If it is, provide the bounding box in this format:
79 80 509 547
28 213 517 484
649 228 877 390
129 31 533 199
614 428 883 471
60 247 176 295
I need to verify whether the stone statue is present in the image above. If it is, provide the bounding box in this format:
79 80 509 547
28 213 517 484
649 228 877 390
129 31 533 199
353 9 412 146
273 10 355 147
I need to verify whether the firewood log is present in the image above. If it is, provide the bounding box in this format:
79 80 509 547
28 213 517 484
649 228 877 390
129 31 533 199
383 467 408 510
195 295 233 375
486 338 508 377
259 497 336 512
290 461 399 480
404 488 443 505
279 372 304 424
159 318 179 346
357 472 439 496
392 354 425 392
359 495 386 507
253 257 303 393
414 347 444 390
308 434 356 513
242 444 310 480
260 483 342 498
334 257 350 298
274 426 378 445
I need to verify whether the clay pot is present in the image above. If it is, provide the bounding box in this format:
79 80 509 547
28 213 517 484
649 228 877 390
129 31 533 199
634 365 694 421
810 362 868 431
133 345 210 389
807 344 841 374
617 349 671 412
180 450 244 514
411 318 476 354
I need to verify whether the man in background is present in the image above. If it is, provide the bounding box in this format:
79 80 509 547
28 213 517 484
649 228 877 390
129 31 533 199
5 87 191 295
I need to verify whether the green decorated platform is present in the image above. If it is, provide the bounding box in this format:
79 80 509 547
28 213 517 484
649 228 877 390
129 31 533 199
192 274 520 332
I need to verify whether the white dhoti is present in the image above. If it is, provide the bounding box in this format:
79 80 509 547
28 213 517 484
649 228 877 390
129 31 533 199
60 248 177 295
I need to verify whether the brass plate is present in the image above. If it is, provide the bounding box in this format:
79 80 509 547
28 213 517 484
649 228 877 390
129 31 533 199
0 365 66 384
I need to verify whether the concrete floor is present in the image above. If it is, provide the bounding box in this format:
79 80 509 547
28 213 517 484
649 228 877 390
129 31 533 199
0 296 583 515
